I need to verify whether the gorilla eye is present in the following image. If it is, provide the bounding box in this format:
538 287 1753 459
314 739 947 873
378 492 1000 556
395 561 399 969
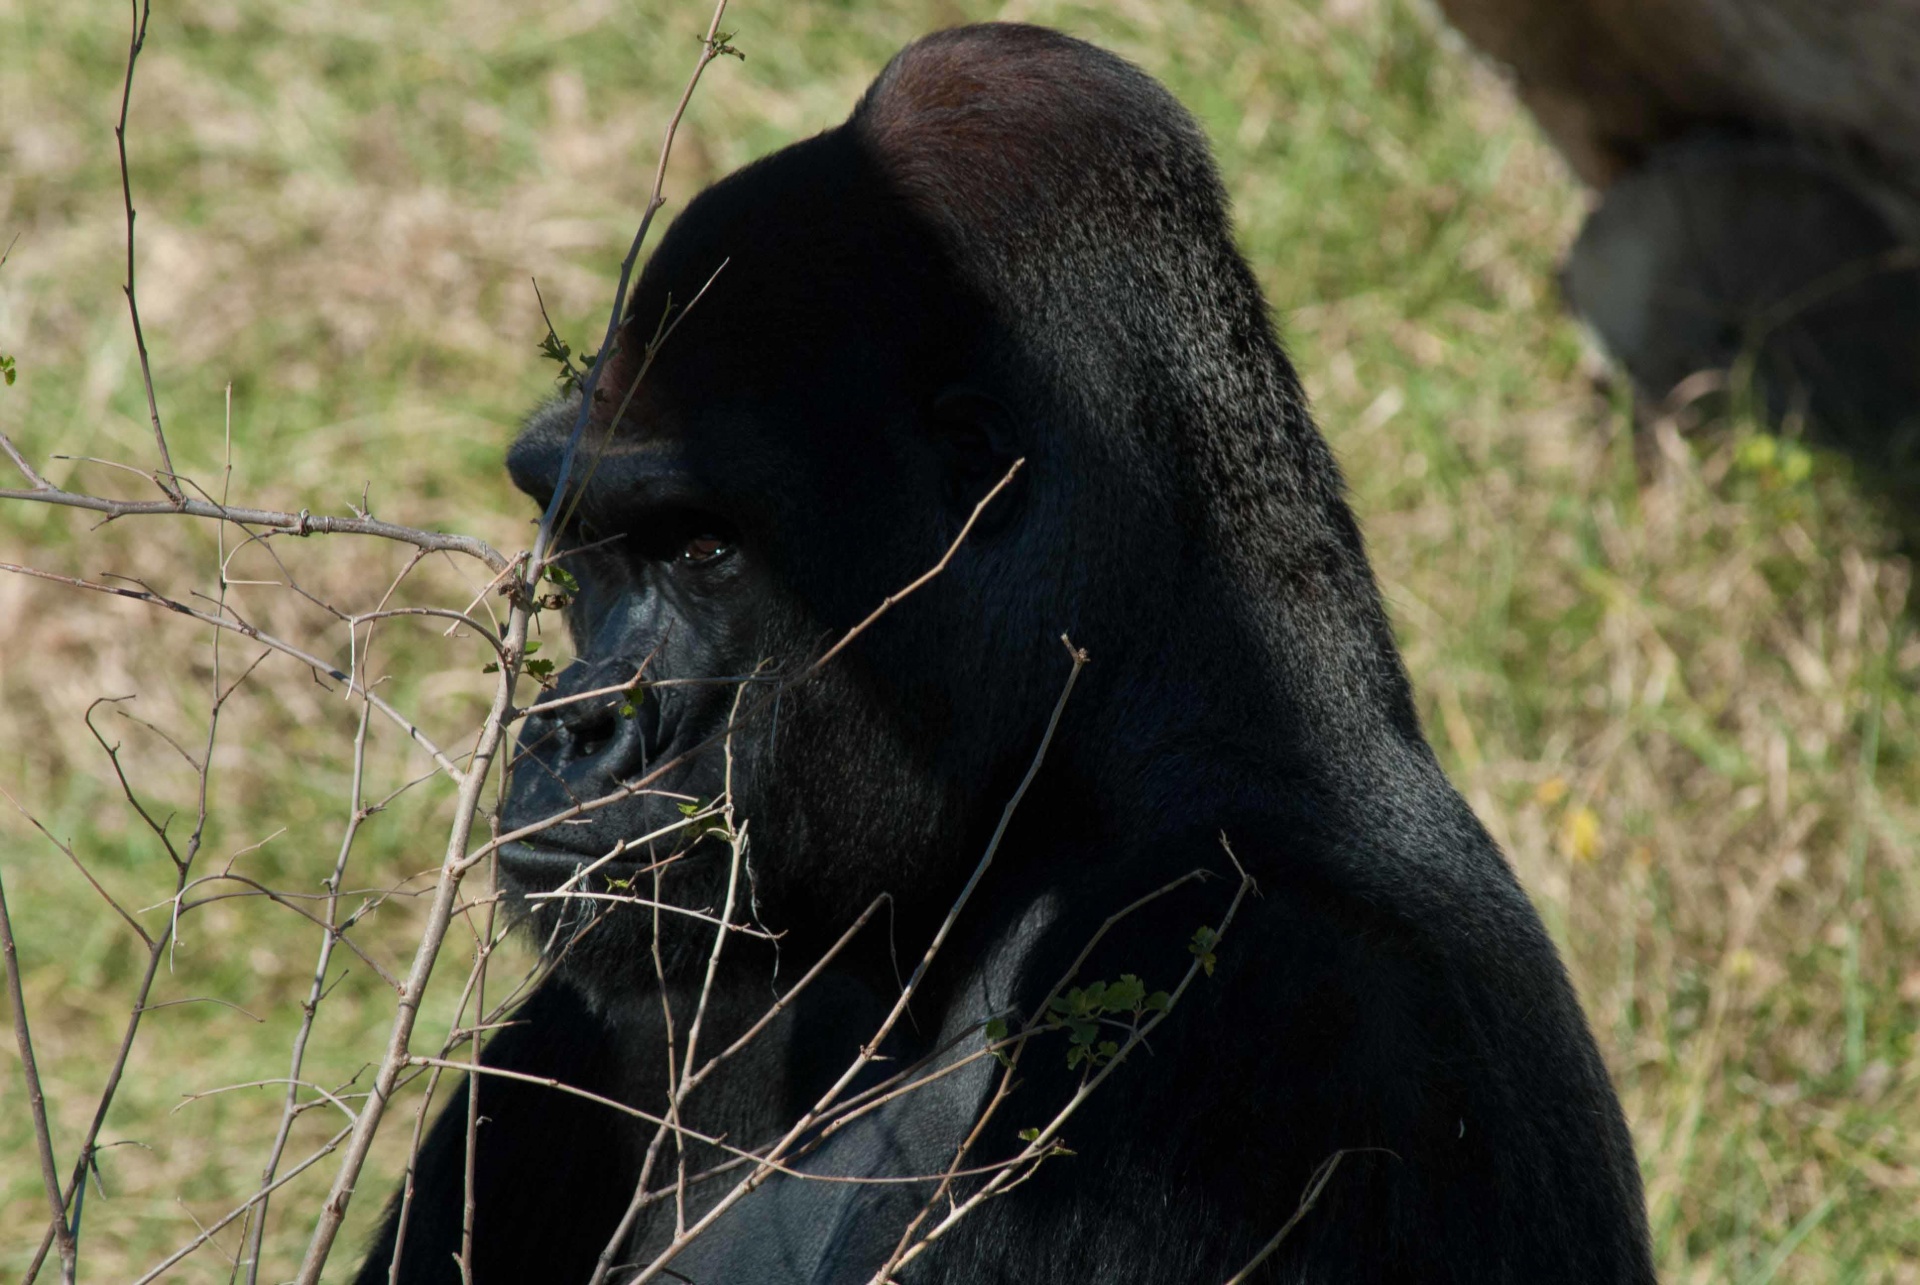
679 533 732 564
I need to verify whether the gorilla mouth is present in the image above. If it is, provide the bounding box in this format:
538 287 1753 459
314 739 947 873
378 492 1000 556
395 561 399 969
495 671 732 896
496 810 700 888
497 839 632 882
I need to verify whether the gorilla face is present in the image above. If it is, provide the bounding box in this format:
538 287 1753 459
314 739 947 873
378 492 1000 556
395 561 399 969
493 129 1043 983
495 414 767 912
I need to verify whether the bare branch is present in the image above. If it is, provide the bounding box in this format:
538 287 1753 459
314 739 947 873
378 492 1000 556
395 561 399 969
114 0 180 502
0 458 510 570
0 781 151 943
627 636 1087 1284
0 860 77 1283
127 1124 357 1285
526 0 739 583
807 460 1023 677
385 1061 450 1285
876 840 1256 1278
1219 1152 1348 1284
242 700 374 1284
174 1077 363 1124
0 562 465 780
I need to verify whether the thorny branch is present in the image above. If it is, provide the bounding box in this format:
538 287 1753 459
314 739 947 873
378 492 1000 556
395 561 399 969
0 464 511 572
290 6 741 1278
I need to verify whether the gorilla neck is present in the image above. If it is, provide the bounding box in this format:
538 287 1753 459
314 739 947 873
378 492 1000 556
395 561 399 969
1066 553 1436 846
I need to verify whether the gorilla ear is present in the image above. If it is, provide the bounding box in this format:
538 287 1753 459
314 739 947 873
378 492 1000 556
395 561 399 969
927 386 1022 517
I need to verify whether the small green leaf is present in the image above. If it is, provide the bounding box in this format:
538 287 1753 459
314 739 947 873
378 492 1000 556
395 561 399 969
1143 991 1171 1013
1018 1127 1040 1143
482 661 500 673
617 701 638 719
525 658 556 681
984 1017 1008 1042
1097 1040 1119 1061
544 564 580 593
1189 926 1220 977
524 640 542 654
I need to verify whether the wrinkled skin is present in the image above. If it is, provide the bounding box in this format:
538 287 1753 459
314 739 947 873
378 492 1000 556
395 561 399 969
355 24 1654 1284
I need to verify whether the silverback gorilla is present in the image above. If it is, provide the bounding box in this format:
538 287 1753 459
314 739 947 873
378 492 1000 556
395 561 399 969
356 25 1653 1284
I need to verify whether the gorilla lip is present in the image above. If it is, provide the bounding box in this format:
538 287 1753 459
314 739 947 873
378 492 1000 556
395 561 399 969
497 839 649 885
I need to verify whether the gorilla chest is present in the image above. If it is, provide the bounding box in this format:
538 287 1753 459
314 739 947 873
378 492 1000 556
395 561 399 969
633 1034 996 1284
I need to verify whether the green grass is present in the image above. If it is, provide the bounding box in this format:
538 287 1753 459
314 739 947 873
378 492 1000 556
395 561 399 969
3 0 1917 1280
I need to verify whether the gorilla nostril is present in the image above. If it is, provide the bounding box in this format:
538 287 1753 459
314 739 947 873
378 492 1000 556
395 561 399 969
564 707 620 765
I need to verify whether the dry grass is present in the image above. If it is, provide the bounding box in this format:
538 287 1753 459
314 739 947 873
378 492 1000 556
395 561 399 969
1 0 1915 1279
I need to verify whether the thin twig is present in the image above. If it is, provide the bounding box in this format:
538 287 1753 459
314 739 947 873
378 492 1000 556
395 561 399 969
0 437 508 570
0 562 464 780
627 637 1086 1284
0 860 78 1283
25 604 258 1284
587 684 752 1283
175 1076 362 1124
459 816 505 1283
1219 1152 1348 1284
114 0 180 502
823 870 1211 1153
290 606 527 1281
385 1061 450 1285
127 1124 357 1285
876 841 1256 1278
526 0 738 584
241 700 374 1284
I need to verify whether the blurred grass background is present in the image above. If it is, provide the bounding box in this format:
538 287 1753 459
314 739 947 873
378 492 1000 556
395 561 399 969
1 0 1915 1279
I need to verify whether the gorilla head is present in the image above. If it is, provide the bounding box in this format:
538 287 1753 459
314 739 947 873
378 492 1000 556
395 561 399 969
364 25 1652 1284
496 23 1409 976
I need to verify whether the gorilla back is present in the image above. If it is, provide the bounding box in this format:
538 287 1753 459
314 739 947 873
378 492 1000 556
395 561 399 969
356 24 1653 1284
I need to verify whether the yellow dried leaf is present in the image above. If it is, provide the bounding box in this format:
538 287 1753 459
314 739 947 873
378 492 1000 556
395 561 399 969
1561 806 1600 863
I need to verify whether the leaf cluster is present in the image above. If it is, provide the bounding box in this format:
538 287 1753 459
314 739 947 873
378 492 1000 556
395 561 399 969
536 324 598 396
482 639 554 685
1043 973 1169 1071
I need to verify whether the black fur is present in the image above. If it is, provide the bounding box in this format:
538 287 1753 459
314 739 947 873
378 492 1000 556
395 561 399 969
356 25 1653 1283
1563 133 1920 478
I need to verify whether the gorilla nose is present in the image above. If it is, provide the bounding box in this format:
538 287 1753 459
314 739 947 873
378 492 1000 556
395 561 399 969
556 696 657 781
523 668 663 790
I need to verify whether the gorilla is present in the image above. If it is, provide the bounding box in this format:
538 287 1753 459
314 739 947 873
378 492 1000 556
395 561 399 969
1563 135 1920 476
356 24 1653 1284
1430 0 1920 484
